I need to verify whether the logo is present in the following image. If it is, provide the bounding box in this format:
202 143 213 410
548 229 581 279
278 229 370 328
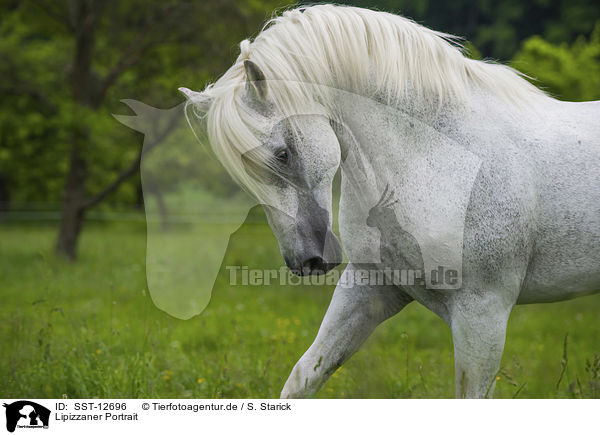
3 401 50 433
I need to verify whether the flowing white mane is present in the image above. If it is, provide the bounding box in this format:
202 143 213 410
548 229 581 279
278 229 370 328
193 4 550 197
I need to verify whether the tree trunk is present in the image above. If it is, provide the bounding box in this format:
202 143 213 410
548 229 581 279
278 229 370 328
54 0 100 260
55 145 88 260
0 174 8 212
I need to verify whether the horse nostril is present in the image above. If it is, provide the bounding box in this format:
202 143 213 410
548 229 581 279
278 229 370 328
302 257 326 275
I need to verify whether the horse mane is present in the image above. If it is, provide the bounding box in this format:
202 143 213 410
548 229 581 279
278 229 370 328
194 4 550 198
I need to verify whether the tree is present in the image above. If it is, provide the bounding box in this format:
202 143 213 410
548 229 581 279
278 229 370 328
512 23 600 101
0 0 286 259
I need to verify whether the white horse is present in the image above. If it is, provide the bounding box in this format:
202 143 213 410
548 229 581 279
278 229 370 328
180 4 600 398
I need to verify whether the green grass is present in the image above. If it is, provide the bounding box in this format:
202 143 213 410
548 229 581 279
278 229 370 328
0 215 599 399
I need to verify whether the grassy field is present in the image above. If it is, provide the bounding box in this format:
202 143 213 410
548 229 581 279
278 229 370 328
1 213 599 399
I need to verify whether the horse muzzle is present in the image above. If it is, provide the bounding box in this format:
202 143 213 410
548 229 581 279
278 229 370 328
286 230 343 276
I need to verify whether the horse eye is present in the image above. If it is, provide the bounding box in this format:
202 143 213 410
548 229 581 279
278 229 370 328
275 149 289 164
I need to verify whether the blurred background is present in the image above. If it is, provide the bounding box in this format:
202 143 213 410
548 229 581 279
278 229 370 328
1 0 599 399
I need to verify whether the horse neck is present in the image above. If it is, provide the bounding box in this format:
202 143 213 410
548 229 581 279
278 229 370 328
332 88 469 151
336 88 546 151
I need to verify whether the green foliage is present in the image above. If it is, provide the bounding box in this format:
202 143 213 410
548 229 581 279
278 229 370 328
0 0 288 208
0 6 71 203
512 24 600 101
462 41 482 60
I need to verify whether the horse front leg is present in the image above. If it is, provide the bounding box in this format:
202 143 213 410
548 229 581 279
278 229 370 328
280 264 412 398
449 293 514 398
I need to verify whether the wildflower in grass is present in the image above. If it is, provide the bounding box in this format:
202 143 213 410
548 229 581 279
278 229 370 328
276 318 290 329
197 378 205 384
496 376 501 381
162 370 174 381
95 349 102 355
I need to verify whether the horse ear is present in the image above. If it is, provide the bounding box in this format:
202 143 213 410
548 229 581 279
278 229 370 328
178 87 212 114
244 60 268 100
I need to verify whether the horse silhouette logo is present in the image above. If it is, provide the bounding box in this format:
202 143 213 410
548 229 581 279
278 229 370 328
3 401 50 432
